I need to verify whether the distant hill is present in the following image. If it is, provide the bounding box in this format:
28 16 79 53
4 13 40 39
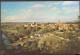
1 21 80 24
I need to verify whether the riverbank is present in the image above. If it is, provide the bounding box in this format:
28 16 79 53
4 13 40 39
1 49 41 55
1 34 19 50
1 49 78 55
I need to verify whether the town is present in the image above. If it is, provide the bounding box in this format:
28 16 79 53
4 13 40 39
1 20 80 55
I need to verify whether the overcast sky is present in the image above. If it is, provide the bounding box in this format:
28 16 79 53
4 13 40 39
1 1 79 22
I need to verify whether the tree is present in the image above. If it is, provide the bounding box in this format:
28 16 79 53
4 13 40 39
77 15 80 30
38 26 53 34
77 15 80 22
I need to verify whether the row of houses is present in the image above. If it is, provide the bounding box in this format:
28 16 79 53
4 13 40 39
23 21 80 32
57 21 79 31
48 21 79 31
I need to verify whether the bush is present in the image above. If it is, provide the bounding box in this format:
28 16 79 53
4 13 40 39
38 26 53 34
38 34 66 53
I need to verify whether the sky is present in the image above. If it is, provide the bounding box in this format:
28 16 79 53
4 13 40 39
1 1 79 22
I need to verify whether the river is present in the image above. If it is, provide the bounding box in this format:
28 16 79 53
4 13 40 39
1 34 19 49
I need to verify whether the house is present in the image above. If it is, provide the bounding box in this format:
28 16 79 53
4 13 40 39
59 27 64 32
65 27 69 31
24 24 27 27
31 22 37 27
19 38 22 40
75 28 80 31
30 36 34 38
13 41 16 42
23 36 27 38
72 24 78 28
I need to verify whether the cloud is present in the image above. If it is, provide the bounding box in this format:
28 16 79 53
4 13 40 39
2 16 20 22
27 9 33 13
51 7 58 11
51 7 62 14
56 10 62 14
48 3 51 7
62 7 79 14
19 9 34 14
2 12 77 22
3 10 8 12
62 1 78 5
51 6 79 15
32 4 51 9
32 4 47 8
1 2 79 22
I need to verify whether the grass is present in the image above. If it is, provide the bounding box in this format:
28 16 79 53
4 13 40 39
2 29 18 33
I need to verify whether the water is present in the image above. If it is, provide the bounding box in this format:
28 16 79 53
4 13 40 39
2 34 7 39
2 34 19 49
